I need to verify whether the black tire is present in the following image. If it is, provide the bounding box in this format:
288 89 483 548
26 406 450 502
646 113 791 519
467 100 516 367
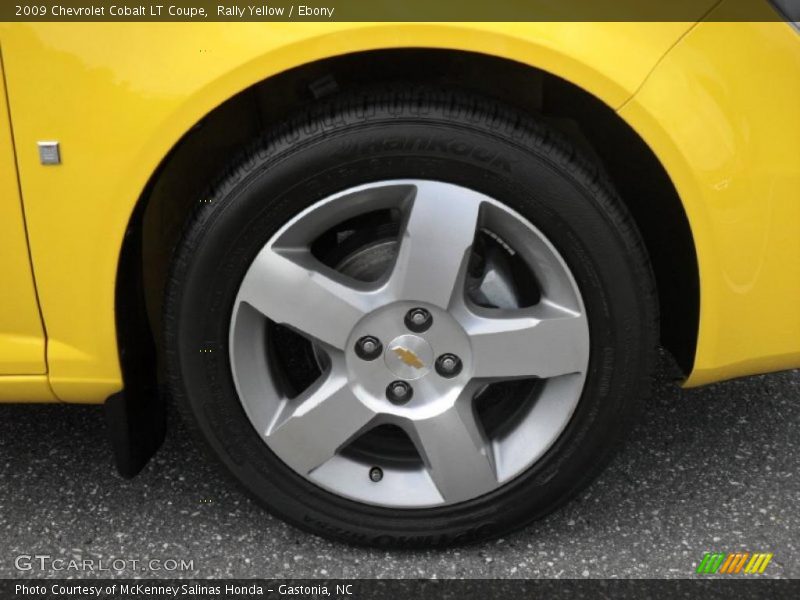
163 87 658 548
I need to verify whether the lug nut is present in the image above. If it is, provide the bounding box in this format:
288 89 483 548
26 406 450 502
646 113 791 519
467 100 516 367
405 307 432 333
355 335 382 360
386 380 413 404
369 467 383 482
435 353 463 378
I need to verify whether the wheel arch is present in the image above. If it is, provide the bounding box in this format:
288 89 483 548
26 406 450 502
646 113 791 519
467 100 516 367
112 45 700 473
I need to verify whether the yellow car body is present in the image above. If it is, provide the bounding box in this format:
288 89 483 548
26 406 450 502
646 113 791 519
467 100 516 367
0 6 799 405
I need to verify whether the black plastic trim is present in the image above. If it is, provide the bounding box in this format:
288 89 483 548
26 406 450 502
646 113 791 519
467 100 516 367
105 205 165 478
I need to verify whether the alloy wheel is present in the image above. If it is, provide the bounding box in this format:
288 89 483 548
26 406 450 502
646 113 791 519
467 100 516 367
229 180 590 508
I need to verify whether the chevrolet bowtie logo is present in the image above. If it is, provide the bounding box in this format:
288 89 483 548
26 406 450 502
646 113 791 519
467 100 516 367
391 346 425 369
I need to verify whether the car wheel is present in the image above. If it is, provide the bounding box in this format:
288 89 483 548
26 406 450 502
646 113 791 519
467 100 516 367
164 87 658 547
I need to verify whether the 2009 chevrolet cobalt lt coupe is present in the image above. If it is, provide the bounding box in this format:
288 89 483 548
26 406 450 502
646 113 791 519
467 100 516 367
0 3 798 546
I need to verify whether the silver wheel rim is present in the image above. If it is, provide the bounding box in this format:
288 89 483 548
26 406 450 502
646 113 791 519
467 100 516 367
229 180 590 508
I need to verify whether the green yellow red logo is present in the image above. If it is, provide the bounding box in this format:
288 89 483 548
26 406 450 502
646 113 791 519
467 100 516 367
696 552 773 575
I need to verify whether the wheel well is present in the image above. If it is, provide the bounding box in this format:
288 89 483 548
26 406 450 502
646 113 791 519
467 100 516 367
118 48 699 390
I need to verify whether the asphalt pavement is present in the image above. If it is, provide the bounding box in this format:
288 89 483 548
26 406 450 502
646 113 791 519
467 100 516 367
1 352 798 579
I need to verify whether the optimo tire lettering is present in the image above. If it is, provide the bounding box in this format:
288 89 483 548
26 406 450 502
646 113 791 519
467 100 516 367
335 136 517 172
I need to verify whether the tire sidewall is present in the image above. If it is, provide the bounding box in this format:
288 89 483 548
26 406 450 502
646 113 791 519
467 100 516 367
166 108 653 547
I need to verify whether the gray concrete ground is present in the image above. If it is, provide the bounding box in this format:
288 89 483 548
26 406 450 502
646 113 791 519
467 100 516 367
0 353 797 579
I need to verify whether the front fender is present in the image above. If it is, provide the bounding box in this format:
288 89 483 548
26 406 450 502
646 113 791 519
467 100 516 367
0 20 706 401
618 13 800 385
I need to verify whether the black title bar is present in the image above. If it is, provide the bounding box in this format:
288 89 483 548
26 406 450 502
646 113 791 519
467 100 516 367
0 0 793 22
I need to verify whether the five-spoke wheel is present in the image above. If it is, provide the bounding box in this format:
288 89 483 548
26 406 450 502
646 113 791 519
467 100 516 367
165 89 656 546
230 181 589 507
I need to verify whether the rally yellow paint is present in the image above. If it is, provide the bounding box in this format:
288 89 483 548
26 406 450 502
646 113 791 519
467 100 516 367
0 12 798 403
0 51 47 378
0 21 700 402
0 375 57 403
619 14 800 386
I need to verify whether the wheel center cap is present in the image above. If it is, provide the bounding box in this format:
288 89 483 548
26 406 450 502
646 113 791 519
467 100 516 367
384 334 433 380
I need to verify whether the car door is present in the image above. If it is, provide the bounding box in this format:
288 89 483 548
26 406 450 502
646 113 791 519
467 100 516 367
0 48 46 375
